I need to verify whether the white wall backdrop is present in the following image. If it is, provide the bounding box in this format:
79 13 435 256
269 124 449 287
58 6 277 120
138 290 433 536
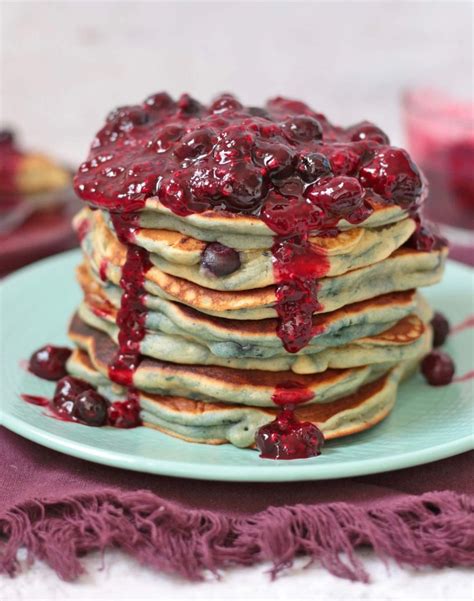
1 1 472 166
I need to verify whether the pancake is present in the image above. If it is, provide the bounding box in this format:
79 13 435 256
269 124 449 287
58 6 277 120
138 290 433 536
67 316 410 407
79 233 446 319
78 261 431 354
75 207 417 290
141 360 417 446
77 297 432 373
67 347 419 446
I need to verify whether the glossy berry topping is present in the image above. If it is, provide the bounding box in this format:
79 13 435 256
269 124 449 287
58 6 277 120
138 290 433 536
74 390 108 426
295 152 332 183
255 408 324 460
421 350 455 386
305 175 371 223
201 242 241 276
282 115 323 142
359 148 423 207
108 397 141 428
74 93 422 218
52 376 94 417
29 345 72 381
431 311 451 347
347 121 390 145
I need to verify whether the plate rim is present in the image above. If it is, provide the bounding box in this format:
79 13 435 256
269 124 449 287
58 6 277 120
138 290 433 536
1 249 473 482
2 409 473 482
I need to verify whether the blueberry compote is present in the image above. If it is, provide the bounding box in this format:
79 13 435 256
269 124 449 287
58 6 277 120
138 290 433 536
255 382 324 459
22 372 139 428
29 345 71 380
23 376 106 426
73 92 443 459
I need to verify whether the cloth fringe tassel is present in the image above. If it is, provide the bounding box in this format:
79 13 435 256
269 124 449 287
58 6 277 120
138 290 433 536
1 490 473 583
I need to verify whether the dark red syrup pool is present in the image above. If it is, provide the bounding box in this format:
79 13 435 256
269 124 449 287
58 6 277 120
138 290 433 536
71 92 444 459
21 393 50 407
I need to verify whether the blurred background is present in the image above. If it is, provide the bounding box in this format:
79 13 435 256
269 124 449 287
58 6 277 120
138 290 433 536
0 0 473 271
2 0 472 162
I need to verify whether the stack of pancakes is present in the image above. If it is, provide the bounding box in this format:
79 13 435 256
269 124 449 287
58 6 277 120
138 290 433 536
66 93 447 451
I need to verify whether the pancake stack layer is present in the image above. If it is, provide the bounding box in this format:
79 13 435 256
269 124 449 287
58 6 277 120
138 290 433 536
67 93 447 459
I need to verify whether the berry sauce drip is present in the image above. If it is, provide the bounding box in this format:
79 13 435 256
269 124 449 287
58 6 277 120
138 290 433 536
106 212 151 427
73 93 438 457
255 382 324 460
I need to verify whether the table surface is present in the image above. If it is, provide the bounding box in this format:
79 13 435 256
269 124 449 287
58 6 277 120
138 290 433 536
2 548 472 601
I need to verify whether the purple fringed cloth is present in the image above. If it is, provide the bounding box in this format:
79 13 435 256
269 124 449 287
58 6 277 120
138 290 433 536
0 427 473 583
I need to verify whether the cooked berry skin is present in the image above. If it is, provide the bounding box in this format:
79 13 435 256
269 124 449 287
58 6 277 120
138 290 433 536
255 408 324 460
52 376 94 416
201 242 241 276
29 345 72 381
421 350 455 386
74 390 109 426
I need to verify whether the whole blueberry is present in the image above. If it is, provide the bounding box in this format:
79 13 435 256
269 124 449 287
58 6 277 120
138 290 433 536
29 345 72 381
174 129 215 161
201 242 241 277
74 390 109 426
421 350 455 386
53 376 94 417
296 152 332 183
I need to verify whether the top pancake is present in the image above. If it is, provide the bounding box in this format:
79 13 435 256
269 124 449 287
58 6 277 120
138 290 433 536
75 207 425 294
129 197 409 240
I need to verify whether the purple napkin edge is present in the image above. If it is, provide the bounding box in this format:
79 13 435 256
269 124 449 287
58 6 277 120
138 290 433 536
1 487 473 584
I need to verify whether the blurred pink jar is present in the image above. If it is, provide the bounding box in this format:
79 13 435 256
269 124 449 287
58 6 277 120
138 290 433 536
403 89 474 264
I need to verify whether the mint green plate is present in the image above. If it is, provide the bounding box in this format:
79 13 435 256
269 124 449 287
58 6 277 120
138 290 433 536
1 250 473 481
